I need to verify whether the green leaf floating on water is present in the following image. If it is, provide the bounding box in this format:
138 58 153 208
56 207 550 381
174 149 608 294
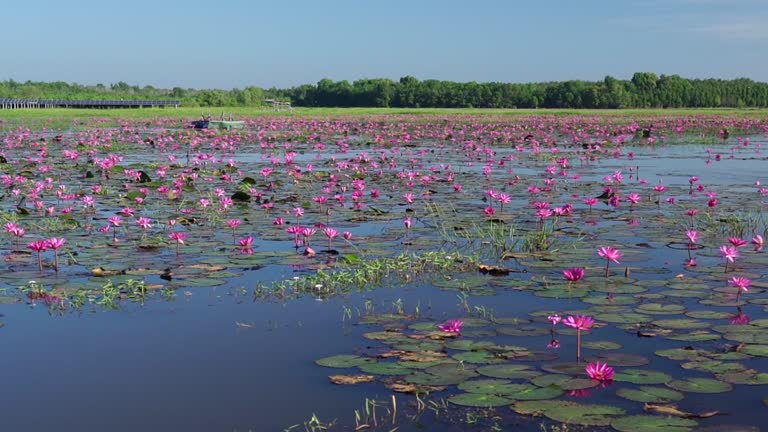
476 364 541 379
511 384 563 400
680 360 746 374
655 348 705 361
666 331 721 342
740 344 768 357
594 312 650 324
407 322 437 331
616 386 684 403
611 415 697 432
496 325 550 337
511 400 625 426
666 377 733 393
582 340 622 350
457 379 529 395
405 363 479 385
651 318 710 329
452 350 506 364
531 374 599 390
587 352 649 367
614 369 672 385
448 392 512 407
316 355 375 368
358 362 413 376
444 339 498 351
717 370 768 385
685 310 733 319
636 303 686 315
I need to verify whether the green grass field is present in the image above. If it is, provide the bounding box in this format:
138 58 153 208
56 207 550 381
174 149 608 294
1 106 767 129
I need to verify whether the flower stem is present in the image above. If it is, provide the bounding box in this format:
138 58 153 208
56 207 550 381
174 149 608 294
576 329 582 363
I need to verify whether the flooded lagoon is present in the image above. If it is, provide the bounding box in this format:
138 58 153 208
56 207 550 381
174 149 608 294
0 114 766 431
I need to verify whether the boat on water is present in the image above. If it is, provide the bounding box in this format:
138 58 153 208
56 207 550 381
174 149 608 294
191 114 244 130
207 120 244 130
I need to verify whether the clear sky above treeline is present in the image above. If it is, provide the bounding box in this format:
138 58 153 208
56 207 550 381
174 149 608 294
4 0 766 89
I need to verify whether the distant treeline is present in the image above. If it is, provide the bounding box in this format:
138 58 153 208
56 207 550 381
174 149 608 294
2 72 767 108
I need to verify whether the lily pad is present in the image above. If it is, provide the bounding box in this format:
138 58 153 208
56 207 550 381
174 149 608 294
511 384 564 400
358 362 413 376
587 352 649 366
477 364 541 379
651 318 710 329
458 379 529 395
616 386 684 403
686 310 734 320
594 312 649 324
531 374 599 390
614 369 672 385
611 415 697 432
740 344 768 357
497 325 550 337
666 331 721 342
655 348 705 361
452 351 505 364
636 303 686 315
582 340 622 350
716 370 768 385
448 392 513 407
680 360 746 374
316 355 375 368
511 400 625 426
666 377 733 393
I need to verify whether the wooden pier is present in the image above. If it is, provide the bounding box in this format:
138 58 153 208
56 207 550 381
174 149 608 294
0 98 180 110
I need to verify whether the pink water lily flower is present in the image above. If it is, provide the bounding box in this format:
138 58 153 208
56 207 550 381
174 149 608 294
562 267 585 282
28 240 48 272
438 319 463 333
168 232 187 255
597 246 622 278
597 247 622 263
751 234 764 251
728 237 747 247
686 230 698 245
586 361 614 381
729 276 751 302
563 315 595 362
562 315 595 331
720 245 739 273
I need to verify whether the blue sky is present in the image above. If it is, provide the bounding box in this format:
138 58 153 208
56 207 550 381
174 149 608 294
3 0 766 89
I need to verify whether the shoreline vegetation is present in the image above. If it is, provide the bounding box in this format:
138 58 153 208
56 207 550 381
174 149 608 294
2 72 768 109
1 107 767 125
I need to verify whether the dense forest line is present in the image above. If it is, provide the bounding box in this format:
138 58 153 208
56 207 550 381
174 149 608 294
1 73 767 108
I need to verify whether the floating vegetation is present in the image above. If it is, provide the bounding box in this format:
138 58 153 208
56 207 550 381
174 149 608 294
1 113 767 431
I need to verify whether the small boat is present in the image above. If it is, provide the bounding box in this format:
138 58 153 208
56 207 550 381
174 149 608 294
207 120 244 130
192 113 244 130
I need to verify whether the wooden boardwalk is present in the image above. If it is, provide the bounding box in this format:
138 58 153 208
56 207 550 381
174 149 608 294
0 98 180 109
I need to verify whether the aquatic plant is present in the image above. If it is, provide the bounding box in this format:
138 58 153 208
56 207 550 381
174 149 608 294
597 246 622 278
585 361 614 382
562 315 595 362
